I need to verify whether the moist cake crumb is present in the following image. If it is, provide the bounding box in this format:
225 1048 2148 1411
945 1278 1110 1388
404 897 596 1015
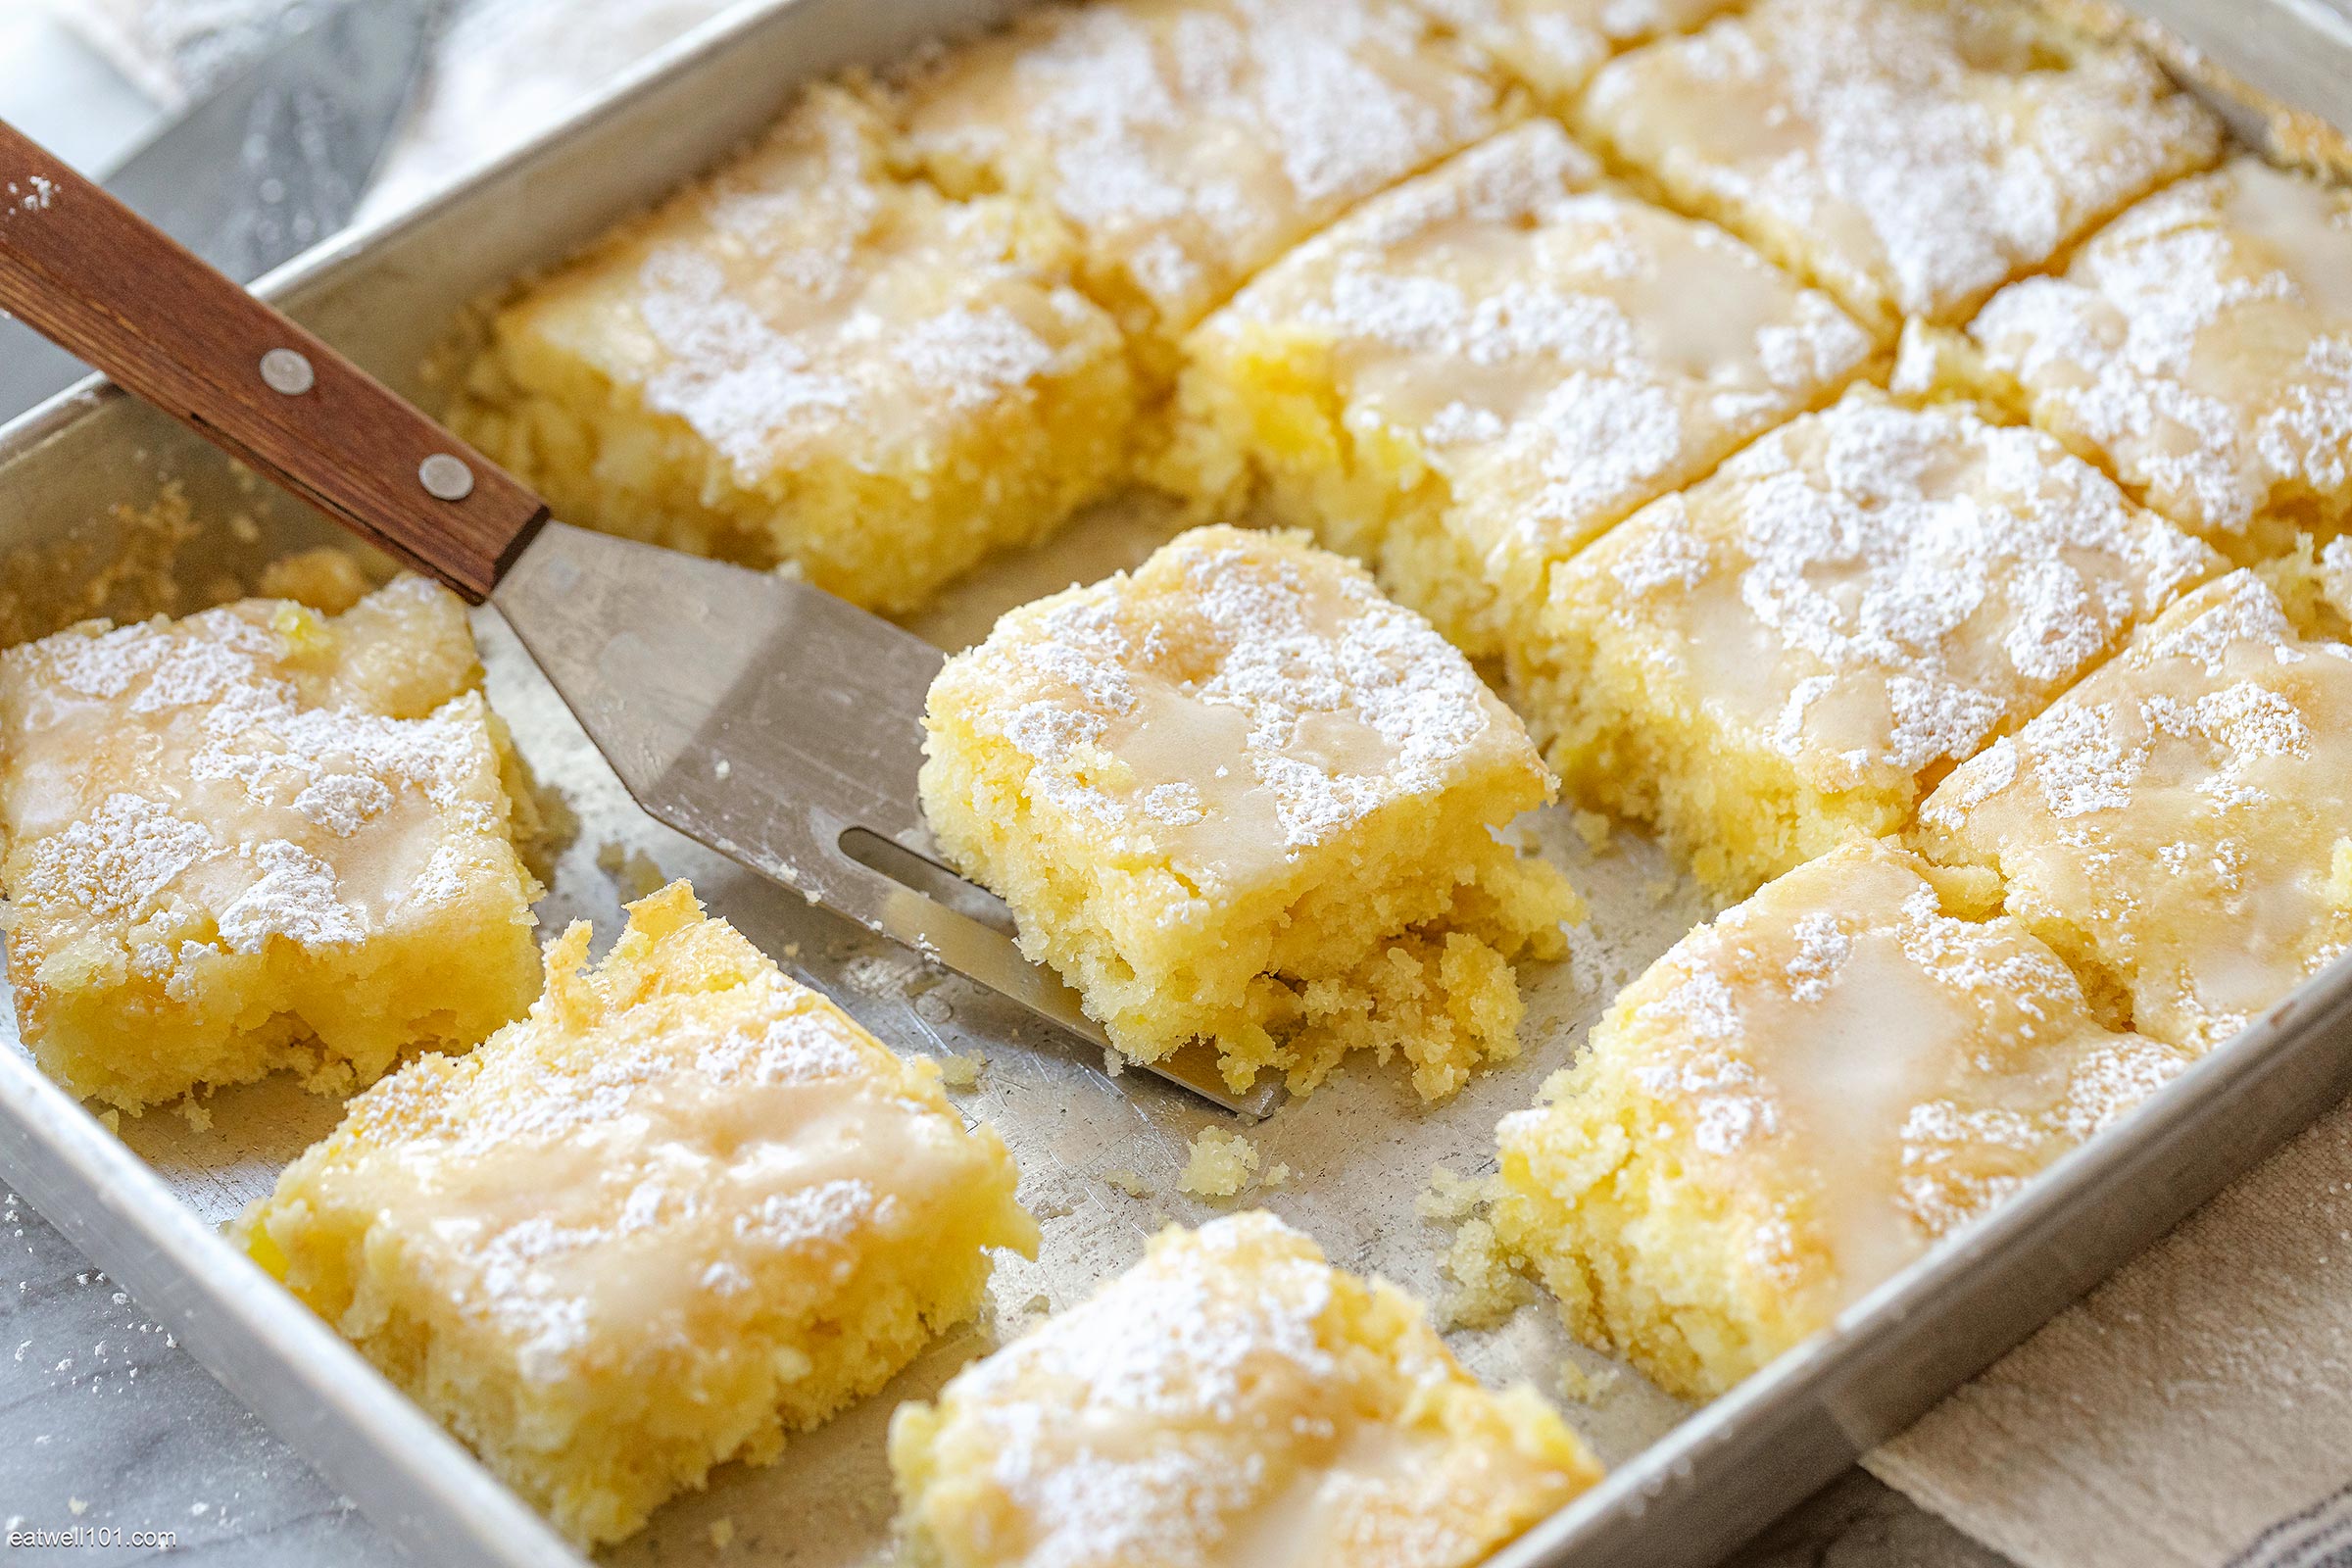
919 525 1579 1101
1179 1125 1262 1198
888 1211 1601 1567
239 881 1035 1547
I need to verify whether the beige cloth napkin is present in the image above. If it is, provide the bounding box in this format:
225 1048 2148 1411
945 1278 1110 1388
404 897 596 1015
1873 1096 2352 1568
55 4 2352 1565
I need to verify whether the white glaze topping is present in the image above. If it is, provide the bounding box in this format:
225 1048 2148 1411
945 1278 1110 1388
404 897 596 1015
1584 0 2221 323
1580 392 2216 789
1971 156 2352 540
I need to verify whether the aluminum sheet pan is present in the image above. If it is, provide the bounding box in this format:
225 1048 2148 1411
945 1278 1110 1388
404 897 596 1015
2 2 2350 1565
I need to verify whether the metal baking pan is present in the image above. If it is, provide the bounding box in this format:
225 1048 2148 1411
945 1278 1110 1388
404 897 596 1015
2 2 2348 1564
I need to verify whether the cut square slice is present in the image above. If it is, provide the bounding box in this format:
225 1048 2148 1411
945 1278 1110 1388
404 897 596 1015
1170 121 1876 661
1409 0 1736 105
1529 389 2220 897
0 575 543 1112
1968 156 2352 560
1493 837 2186 1400
889 1211 1601 1568
1913 566 2352 1053
239 882 1038 1547
889 0 1509 374
448 84 1137 616
1577 0 2223 334
918 524 1579 1102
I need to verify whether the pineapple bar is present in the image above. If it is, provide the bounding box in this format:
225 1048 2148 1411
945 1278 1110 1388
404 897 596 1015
1494 838 2186 1400
1409 0 1735 106
240 882 1037 1547
889 1211 1601 1568
1171 121 1876 661
0 575 542 1112
1531 389 2219 897
890 0 1508 375
918 525 1579 1102
1967 156 2352 561
1578 0 2223 335
449 85 1136 616
1914 566 2352 1054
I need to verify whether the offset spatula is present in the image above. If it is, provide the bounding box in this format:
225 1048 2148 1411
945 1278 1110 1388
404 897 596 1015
0 121 1274 1116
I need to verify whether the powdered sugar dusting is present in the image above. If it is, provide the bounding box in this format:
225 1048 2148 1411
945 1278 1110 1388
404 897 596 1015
1583 391 2216 787
1971 157 2352 541
904 0 1502 332
0 582 517 991
908 1212 1555 1566
1411 0 1734 99
1916 567 2352 1052
264 895 1014 1387
584 87 1102 481
1545 840 2183 1310
942 527 1537 887
1585 0 2222 324
1202 119 1872 600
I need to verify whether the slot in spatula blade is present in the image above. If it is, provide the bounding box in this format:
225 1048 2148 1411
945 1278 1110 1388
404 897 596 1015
495 521 1281 1118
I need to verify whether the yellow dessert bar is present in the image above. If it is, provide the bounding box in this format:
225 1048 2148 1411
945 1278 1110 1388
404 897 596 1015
1494 837 2186 1399
891 0 1509 374
1578 0 2223 334
889 1211 1601 1567
918 524 1578 1101
1171 121 1876 661
449 84 1137 616
240 882 1037 1546
1410 0 1735 105
1530 388 2219 896
0 575 542 1111
1914 566 2352 1053
1968 155 2352 560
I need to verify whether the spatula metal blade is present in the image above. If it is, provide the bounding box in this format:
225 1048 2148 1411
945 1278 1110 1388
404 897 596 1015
495 521 1279 1117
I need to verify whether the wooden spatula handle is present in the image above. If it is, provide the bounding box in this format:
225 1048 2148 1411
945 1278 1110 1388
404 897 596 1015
0 120 545 603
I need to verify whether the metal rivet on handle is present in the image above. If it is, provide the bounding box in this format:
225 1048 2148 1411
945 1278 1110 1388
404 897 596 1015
418 454 475 502
258 348 314 395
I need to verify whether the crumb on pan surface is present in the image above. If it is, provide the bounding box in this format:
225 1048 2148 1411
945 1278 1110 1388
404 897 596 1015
1494 837 2186 1399
0 574 543 1111
888 1210 1601 1567
1167 119 1877 662
239 881 1037 1548
1967 154 2352 560
918 524 1580 1102
1178 1124 1260 1197
1528 386 2221 897
1576 0 2225 334
447 83 1137 616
